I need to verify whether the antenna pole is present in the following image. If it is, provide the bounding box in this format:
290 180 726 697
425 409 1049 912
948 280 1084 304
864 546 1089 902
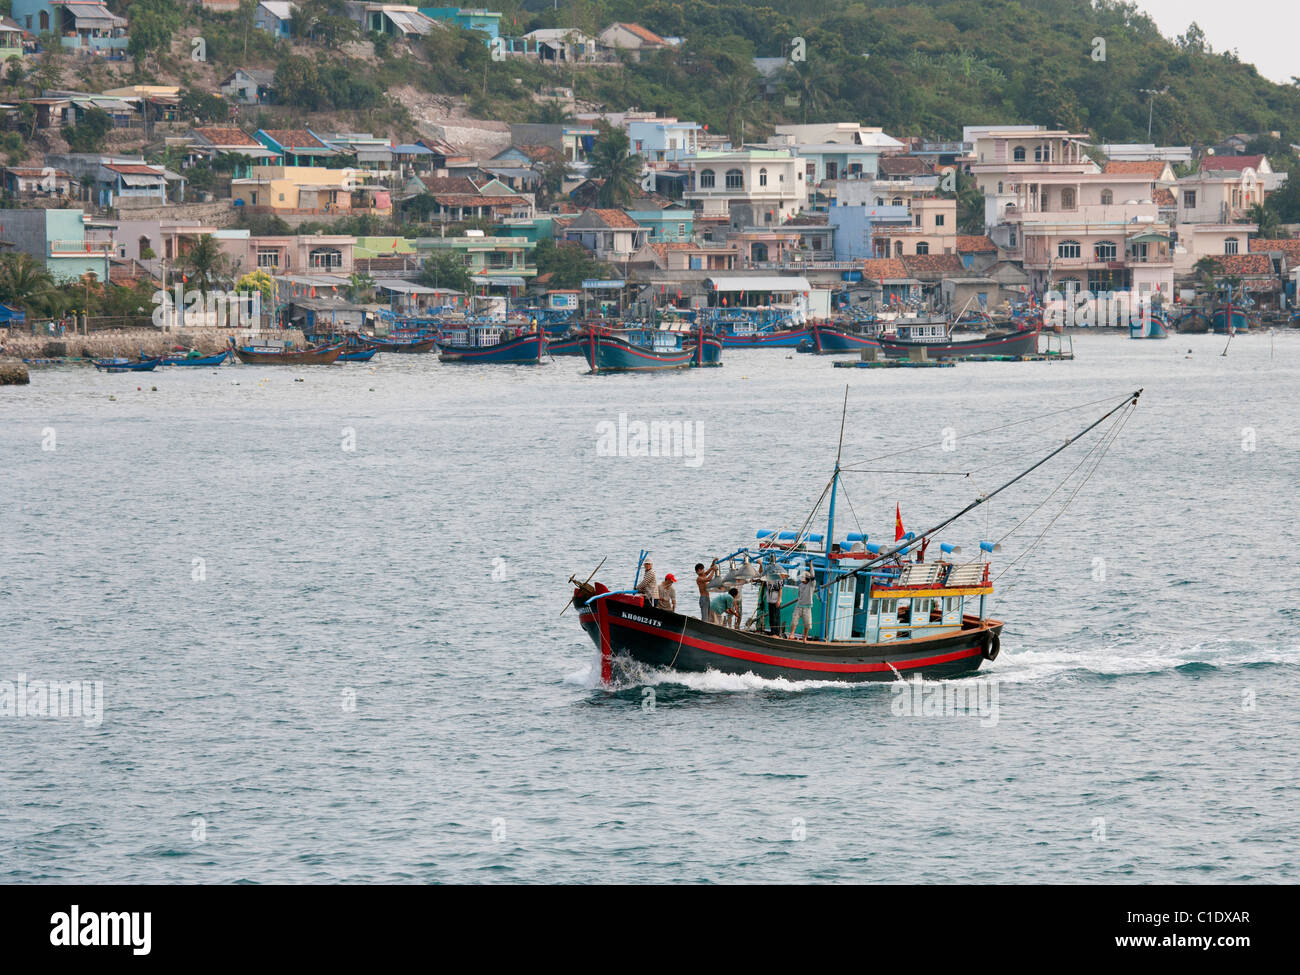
821 386 850 639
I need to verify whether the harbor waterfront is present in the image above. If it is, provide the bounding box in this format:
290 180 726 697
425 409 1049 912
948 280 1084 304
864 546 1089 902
2 332 1297 884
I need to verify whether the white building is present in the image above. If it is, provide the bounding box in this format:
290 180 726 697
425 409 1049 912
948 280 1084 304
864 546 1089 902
683 149 807 225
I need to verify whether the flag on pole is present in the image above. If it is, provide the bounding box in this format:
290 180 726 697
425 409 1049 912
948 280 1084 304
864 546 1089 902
894 504 904 542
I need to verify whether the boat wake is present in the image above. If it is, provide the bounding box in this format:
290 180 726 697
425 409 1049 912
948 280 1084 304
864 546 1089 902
985 639 1298 682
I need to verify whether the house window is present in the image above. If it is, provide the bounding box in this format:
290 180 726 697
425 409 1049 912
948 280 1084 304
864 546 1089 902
309 248 342 269
1013 146 1026 162
876 197 884 206
892 197 902 207
39 11 49 30
1061 188 1076 210
914 214 921 226
1009 230 1016 247
1224 237 1239 255
1094 240 1116 261
725 169 743 189
894 240 903 257
758 168 768 187
1100 189 1113 205
935 214 945 226
257 251 279 268
997 181 1003 194
1183 190 1196 209
1057 240 1081 259
699 169 715 188
916 242 929 255
677 223 685 236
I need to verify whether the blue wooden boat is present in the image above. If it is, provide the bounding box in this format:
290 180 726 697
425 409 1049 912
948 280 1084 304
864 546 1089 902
161 349 230 366
361 334 439 353
337 346 379 362
1129 311 1169 339
1211 304 1251 334
93 356 160 373
718 322 810 348
580 326 722 373
806 323 883 355
437 326 547 364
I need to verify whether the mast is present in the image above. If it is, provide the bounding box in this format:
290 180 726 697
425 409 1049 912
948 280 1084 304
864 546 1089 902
821 386 850 639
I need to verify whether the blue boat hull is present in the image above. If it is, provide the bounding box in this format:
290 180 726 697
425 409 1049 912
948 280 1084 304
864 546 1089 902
338 346 379 362
721 327 810 348
162 350 230 366
581 333 694 372
438 332 547 364
94 358 160 373
808 325 882 354
1211 307 1250 334
1129 314 1169 339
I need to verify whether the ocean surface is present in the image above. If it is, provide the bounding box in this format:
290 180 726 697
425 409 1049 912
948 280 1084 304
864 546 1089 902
2 331 1297 884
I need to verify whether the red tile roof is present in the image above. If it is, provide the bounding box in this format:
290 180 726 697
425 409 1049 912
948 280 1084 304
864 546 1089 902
587 208 641 228
1153 188 1176 206
878 156 931 176
1103 160 1168 177
104 164 164 176
193 127 259 147
612 23 667 45
262 129 330 151
1209 253 1273 275
1248 238 1300 262
1201 154 1266 172
859 258 910 280
902 253 966 275
956 235 997 252
420 176 481 194
432 193 524 206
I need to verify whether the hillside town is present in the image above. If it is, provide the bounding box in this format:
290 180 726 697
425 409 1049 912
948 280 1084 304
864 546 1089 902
0 5 1297 335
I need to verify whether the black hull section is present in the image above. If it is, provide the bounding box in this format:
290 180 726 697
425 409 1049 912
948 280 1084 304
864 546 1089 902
577 595 998 683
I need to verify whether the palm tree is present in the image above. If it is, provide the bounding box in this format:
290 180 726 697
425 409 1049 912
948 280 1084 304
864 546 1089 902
1246 202 1280 239
587 128 641 208
0 252 58 313
180 235 230 296
720 73 759 144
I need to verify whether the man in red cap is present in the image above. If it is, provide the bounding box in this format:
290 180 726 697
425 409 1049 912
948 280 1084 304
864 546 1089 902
658 574 677 613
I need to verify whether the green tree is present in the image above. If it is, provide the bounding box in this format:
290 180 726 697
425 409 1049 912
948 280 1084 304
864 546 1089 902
1247 202 1281 239
0 252 57 313
587 127 641 208
64 107 113 153
418 252 473 293
127 0 181 70
533 238 608 289
180 235 231 296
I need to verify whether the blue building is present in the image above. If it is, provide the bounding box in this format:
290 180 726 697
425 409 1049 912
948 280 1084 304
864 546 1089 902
826 200 910 261
628 207 694 243
419 8 500 42
628 119 702 163
11 0 128 52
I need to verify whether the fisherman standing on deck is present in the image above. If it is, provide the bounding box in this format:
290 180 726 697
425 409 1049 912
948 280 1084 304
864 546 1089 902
788 572 816 641
764 572 785 635
710 587 740 626
659 573 678 612
695 560 719 619
637 559 658 607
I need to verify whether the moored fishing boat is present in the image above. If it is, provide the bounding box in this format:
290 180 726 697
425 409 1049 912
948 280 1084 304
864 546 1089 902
93 356 160 373
337 345 379 362
1129 310 1170 339
718 322 811 348
567 389 1142 684
805 322 883 355
229 340 344 364
437 324 547 364
361 334 440 353
580 324 722 373
878 325 1041 359
160 349 230 366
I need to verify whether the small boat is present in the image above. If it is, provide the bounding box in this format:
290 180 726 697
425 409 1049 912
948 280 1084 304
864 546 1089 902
581 325 722 373
878 326 1041 359
719 324 811 348
1129 311 1169 340
361 334 439 353
93 356 160 373
337 345 379 362
1210 304 1251 334
230 341 344 365
568 389 1143 684
161 350 230 366
805 323 883 355
437 325 547 364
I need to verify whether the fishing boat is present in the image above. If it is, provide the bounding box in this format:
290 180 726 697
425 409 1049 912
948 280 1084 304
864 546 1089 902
229 340 344 365
878 325 1041 359
567 389 1142 684
337 345 379 362
160 349 230 366
581 325 722 373
805 322 883 355
437 324 547 364
361 334 440 353
718 322 811 348
1129 310 1170 339
1210 304 1251 334
93 356 160 373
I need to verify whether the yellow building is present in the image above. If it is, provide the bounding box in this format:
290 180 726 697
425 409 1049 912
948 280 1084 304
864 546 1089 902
231 166 392 216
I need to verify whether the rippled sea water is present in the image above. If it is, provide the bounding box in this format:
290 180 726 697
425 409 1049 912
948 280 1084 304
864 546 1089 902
2 331 1297 883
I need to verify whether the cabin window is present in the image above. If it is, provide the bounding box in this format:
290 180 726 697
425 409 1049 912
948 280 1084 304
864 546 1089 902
1094 240 1117 261
914 598 930 621
1057 239 1081 259
1100 189 1113 205
1224 237 1239 255
881 599 896 615
699 169 715 188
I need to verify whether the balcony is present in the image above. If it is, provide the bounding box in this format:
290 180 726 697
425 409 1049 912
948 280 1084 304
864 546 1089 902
50 239 113 256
